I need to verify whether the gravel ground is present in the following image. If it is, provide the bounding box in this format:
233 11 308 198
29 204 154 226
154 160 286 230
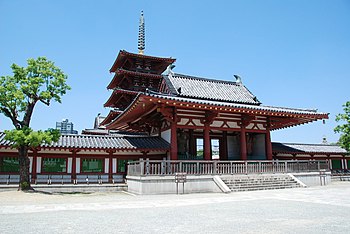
1 182 350 234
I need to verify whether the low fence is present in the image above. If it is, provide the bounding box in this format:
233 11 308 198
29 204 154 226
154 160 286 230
0 174 124 185
128 159 329 176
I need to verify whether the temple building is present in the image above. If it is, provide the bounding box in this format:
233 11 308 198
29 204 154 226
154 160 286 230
0 12 348 184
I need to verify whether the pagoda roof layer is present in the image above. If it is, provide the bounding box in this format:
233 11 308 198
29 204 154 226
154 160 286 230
104 88 138 108
100 109 123 126
163 73 260 105
110 50 176 73
106 92 328 130
0 132 169 151
272 142 347 154
107 68 163 90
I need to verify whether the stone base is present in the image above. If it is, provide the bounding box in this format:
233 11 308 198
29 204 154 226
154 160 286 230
0 184 128 193
292 171 331 186
126 175 222 195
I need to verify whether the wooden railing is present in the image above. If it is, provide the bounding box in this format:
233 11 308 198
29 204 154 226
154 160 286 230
127 159 329 176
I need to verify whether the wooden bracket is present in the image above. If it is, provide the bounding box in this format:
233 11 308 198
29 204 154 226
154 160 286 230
157 105 176 123
200 111 218 125
240 114 255 127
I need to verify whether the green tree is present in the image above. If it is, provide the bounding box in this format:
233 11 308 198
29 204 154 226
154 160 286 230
334 101 350 152
0 57 70 190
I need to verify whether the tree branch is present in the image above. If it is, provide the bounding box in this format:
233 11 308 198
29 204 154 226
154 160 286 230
0 107 21 129
22 101 37 127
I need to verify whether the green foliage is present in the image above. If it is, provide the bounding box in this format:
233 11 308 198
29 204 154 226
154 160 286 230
20 181 30 190
4 127 61 148
0 57 71 129
334 101 350 152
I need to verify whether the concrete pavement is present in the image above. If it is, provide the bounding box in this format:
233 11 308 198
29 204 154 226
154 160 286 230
1 182 350 233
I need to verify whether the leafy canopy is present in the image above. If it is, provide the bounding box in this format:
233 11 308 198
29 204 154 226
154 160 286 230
0 57 71 129
0 57 70 148
4 127 61 148
334 101 350 152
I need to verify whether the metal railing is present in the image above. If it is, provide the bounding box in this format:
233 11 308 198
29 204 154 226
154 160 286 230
127 159 329 176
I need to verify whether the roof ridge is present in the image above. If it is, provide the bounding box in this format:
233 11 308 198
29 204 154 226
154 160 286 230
120 50 176 61
273 142 338 146
173 72 239 85
262 105 318 112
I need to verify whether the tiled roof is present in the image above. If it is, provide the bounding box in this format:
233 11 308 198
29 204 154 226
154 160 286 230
110 50 176 73
0 132 170 151
146 93 326 116
272 142 347 154
163 73 260 105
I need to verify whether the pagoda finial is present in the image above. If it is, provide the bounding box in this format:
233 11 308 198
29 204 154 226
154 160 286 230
138 11 145 54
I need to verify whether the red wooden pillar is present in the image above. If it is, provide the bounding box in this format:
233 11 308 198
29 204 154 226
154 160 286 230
31 149 37 182
204 124 211 160
71 150 77 183
170 122 177 160
240 126 247 161
265 129 273 160
170 109 178 160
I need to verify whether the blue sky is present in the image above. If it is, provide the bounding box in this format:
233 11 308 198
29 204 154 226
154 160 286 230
0 0 349 144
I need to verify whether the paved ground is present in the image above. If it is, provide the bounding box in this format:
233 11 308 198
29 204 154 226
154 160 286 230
1 182 350 234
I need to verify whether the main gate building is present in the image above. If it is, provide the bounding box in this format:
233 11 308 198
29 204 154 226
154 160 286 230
0 12 348 184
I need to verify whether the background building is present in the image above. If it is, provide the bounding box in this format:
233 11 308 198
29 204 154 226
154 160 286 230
56 119 78 134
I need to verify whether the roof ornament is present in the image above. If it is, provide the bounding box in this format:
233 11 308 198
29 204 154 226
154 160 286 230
322 136 328 144
234 74 242 85
166 64 176 75
138 11 145 54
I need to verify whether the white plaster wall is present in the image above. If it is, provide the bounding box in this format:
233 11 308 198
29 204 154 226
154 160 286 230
161 129 171 143
113 158 117 173
36 157 41 173
246 123 255 129
29 157 33 173
67 158 72 173
256 123 266 130
227 121 240 129
76 158 80 173
104 159 109 173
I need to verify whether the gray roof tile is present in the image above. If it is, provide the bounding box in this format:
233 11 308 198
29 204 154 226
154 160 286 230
163 73 260 105
0 132 170 151
272 142 347 154
147 93 326 116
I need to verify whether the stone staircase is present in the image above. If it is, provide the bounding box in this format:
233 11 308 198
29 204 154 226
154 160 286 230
221 174 305 192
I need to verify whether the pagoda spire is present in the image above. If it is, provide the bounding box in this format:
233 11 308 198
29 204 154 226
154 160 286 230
138 11 145 54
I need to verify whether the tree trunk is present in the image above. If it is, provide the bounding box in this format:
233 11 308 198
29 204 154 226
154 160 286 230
18 145 32 191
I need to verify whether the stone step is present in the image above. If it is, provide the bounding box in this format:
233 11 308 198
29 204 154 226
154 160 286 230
227 181 300 186
223 179 295 183
223 180 298 184
222 177 293 181
220 174 303 193
222 177 292 180
229 184 300 190
228 183 301 189
231 185 299 192
226 183 298 187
